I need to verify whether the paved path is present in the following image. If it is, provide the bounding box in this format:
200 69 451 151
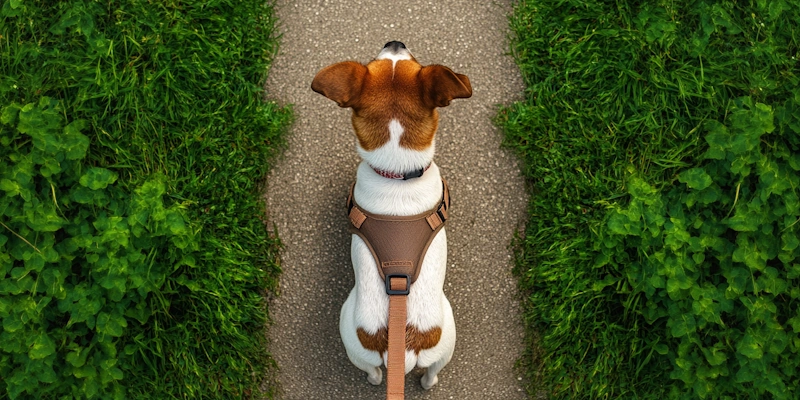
264 1 528 399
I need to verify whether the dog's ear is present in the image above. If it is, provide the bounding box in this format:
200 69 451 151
419 65 472 108
311 61 368 108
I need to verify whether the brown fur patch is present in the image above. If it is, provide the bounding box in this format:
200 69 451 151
406 325 442 353
357 326 388 354
356 325 442 355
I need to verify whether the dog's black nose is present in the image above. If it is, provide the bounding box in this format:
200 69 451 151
383 41 406 52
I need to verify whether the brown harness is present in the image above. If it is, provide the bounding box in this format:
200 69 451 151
347 179 450 399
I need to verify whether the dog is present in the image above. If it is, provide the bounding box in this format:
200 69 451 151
311 41 472 392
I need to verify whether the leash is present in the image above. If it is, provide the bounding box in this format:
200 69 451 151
386 276 409 399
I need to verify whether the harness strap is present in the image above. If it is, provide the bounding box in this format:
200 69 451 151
347 180 450 228
346 179 450 283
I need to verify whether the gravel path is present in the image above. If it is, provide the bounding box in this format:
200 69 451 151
264 1 528 399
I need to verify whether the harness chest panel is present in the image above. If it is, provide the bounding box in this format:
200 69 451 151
347 180 450 284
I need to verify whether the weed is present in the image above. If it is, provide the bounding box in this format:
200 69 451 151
497 0 799 397
604 96 800 398
0 1 291 398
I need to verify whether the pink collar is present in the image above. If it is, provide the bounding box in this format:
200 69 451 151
371 163 431 180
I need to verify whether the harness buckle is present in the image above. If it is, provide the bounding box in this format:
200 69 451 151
385 274 410 295
403 167 425 180
437 205 447 223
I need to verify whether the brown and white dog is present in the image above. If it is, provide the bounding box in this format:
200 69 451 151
311 41 471 390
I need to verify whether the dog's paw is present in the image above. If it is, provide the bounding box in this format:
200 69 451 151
367 367 382 385
420 373 438 390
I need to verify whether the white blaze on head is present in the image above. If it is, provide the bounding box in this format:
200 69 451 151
388 118 404 141
376 41 412 74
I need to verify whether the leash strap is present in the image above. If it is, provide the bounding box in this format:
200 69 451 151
386 277 408 399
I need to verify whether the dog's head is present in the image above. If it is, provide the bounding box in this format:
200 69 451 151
312 42 472 155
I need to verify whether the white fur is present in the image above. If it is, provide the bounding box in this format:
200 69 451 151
340 119 455 389
357 119 435 177
376 46 412 77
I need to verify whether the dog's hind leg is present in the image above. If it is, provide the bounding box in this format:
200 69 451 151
421 359 444 389
343 341 383 385
342 344 383 385
365 365 383 385
420 333 453 389
346 347 383 385
419 297 455 390
340 289 384 385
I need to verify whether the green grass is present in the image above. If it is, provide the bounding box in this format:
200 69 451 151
497 0 799 398
1 1 291 398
